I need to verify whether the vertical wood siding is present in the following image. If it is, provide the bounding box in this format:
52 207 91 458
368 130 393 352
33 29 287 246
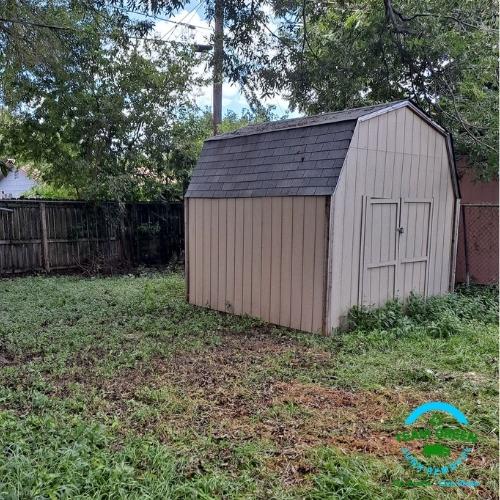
186 196 328 333
329 107 456 330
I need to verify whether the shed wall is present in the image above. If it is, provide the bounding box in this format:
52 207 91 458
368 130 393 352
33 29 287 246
328 107 456 330
186 196 328 333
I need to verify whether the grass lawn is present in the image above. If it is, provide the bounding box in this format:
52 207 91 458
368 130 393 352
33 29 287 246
0 272 497 499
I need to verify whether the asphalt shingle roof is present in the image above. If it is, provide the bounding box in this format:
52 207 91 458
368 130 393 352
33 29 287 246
185 101 403 198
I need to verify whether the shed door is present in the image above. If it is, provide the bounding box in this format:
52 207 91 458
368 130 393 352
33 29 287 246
398 199 433 298
360 198 400 307
360 197 433 307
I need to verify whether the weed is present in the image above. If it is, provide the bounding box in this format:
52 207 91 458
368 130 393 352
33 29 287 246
0 272 497 498
346 288 498 339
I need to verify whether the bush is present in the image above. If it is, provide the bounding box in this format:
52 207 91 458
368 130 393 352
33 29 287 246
347 300 407 332
346 286 498 338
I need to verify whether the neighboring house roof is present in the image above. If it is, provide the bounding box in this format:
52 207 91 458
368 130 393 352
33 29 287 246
186 101 409 198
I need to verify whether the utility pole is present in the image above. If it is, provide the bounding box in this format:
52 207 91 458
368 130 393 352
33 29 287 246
212 0 223 135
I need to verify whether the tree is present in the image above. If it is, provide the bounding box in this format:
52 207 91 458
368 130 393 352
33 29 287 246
0 0 283 200
162 106 283 196
112 1 498 178
0 1 203 200
257 0 498 179
121 0 280 109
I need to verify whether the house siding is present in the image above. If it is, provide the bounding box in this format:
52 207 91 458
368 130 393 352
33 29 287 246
0 170 38 198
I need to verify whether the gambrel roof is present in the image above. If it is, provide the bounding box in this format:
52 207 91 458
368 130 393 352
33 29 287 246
185 100 458 198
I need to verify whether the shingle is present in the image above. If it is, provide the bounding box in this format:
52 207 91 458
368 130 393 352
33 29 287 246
307 177 330 187
333 130 354 141
185 116 360 198
211 190 227 197
259 179 278 189
249 188 269 197
301 168 326 178
274 178 301 188
206 101 401 141
247 180 263 189
285 169 306 179
283 137 306 147
313 133 335 144
227 144 242 153
314 187 332 195
305 143 325 153
298 186 318 196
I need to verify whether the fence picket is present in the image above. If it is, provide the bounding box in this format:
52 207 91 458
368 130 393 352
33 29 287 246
0 200 183 275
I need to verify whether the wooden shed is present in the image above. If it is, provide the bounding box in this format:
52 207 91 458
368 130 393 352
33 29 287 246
184 101 460 333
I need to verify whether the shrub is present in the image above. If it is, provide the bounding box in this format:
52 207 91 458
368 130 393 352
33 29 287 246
346 286 498 338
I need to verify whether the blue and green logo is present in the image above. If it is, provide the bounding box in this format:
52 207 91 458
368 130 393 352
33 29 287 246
394 401 480 488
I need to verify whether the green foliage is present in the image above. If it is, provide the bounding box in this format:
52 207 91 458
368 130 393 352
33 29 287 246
161 107 284 196
330 287 498 398
347 300 408 332
0 273 497 498
23 181 78 200
347 287 499 336
0 2 202 201
0 2 286 201
260 0 498 178
0 411 174 498
308 448 401 499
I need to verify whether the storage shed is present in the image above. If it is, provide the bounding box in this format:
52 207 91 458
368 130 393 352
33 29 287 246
184 100 460 333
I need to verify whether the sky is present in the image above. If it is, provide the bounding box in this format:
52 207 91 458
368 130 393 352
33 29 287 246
151 2 299 119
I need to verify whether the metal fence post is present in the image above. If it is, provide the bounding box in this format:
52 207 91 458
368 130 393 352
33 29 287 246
460 205 470 286
449 198 461 292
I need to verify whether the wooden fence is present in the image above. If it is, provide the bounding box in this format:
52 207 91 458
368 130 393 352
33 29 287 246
0 200 183 276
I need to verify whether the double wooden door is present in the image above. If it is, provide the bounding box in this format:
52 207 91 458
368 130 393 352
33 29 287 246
360 197 433 308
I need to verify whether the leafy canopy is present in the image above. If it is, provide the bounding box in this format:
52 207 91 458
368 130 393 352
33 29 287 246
124 0 498 178
255 0 498 178
0 1 203 200
1 0 496 198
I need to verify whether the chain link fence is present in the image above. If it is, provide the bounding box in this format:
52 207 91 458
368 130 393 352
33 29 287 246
455 203 499 285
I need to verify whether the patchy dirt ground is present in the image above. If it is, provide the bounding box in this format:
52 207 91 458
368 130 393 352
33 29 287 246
2 275 497 498
46 330 452 485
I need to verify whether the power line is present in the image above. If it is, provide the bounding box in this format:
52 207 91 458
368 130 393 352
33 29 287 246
0 7 212 36
0 15 209 49
127 34 208 47
112 6 211 31
163 1 205 41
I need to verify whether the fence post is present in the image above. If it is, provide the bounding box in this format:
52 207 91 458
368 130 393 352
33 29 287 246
449 198 461 291
119 202 130 265
40 202 50 272
461 204 470 286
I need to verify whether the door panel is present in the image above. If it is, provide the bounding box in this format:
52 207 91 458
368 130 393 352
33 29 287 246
398 199 432 297
360 198 400 307
360 197 433 308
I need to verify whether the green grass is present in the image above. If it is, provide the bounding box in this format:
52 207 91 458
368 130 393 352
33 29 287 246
0 272 497 498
